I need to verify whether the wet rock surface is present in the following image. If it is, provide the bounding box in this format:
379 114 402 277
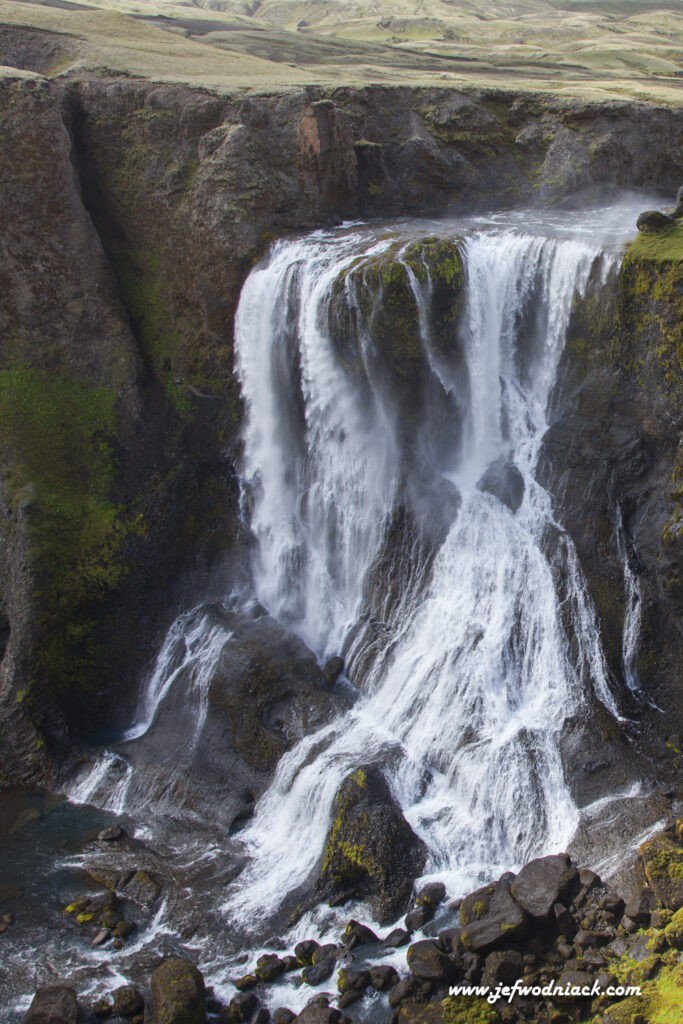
151 957 206 1024
24 986 78 1024
16 820 683 1024
317 766 428 924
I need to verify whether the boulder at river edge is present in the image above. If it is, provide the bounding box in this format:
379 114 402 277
317 765 427 924
24 987 77 1024
150 957 206 1024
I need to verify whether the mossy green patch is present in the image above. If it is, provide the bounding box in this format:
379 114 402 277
0 366 142 698
441 994 499 1024
626 220 683 264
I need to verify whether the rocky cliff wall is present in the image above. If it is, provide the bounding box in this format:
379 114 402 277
1 70 682 785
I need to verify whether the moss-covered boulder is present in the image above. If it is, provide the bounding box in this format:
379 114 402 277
150 957 206 1024
640 825 683 911
317 765 427 924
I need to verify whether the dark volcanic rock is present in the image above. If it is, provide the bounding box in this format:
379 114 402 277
292 1006 341 1024
510 854 578 919
24 986 78 1024
460 881 528 952
151 957 206 1024
383 927 412 948
416 882 447 908
482 949 524 988
272 1012 296 1024
477 458 525 513
369 965 399 991
122 607 347 829
407 939 459 982
340 919 379 949
317 765 427 924
636 209 675 232
405 904 434 931
111 985 144 1016
301 959 335 985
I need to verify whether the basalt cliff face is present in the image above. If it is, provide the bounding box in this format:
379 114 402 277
0 69 682 795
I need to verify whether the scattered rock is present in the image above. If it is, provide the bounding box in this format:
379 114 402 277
460 880 528 952
233 974 257 992
482 949 524 986
255 954 287 982
272 1011 296 1024
111 985 144 1016
151 957 206 1024
405 904 434 931
225 992 259 1022
383 927 411 948
292 1005 341 1024
388 977 432 1009
369 964 399 991
301 958 335 985
317 766 427 924
636 210 675 233
0 912 14 933
24 986 78 1024
510 854 578 919
340 919 378 949
624 885 656 924
294 940 319 965
416 882 446 909
337 967 370 996
407 939 459 982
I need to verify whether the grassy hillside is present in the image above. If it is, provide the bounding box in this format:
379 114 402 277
1 0 682 99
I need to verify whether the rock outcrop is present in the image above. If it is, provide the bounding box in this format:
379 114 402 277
317 765 427 924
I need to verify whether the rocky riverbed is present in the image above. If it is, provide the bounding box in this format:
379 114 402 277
11 806 683 1024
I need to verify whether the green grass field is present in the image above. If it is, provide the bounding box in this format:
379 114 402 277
1 0 682 100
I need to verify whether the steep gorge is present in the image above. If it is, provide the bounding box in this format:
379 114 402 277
0 68 682 1020
1 74 683 788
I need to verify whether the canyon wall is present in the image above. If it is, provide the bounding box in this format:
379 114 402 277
0 69 682 785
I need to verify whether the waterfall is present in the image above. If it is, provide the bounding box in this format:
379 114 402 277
225 219 623 925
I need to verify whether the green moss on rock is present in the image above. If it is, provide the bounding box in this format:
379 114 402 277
318 764 427 924
0 366 143 698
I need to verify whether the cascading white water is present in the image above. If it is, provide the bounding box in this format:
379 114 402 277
615 503 642 696
225 219 624 926
235 232 401 658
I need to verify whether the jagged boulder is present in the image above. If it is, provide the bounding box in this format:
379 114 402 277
459 880 528 952
407 939 459 982
317 766 427 924
510 853 578 919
